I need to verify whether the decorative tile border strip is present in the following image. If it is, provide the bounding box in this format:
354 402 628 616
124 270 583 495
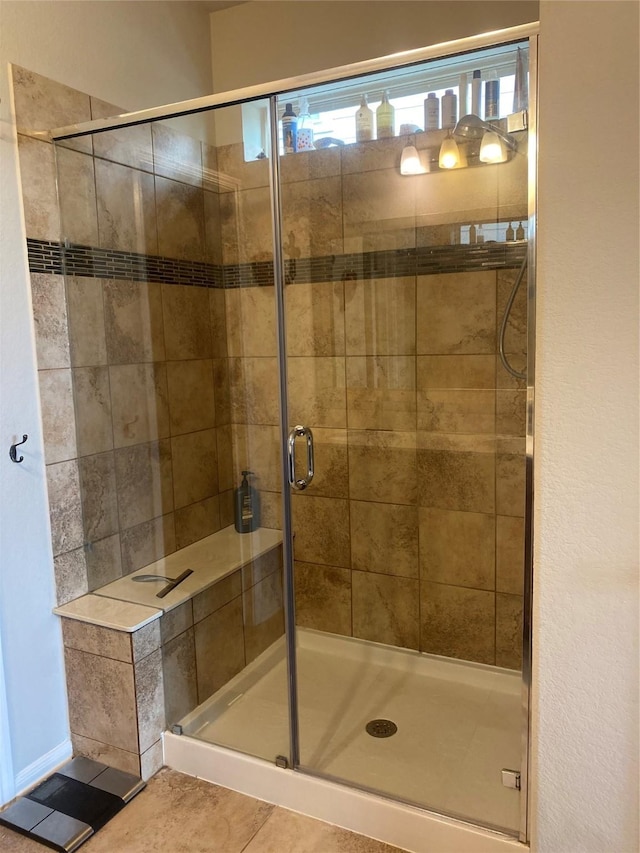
27 239 527 287
27 239 64 275
27 239 224 287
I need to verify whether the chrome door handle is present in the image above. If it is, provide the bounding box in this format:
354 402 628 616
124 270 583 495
287 425 314 491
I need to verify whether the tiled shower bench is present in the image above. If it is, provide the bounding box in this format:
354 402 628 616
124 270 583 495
54 526 284 780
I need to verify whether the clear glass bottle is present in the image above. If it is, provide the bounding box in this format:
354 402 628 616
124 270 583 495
355 94 374 142
376 90 395 139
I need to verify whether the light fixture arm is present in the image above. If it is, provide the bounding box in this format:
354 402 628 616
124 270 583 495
453 114 518 152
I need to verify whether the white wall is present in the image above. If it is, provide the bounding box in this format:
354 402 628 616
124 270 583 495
533 2 639 851
0 0 213 801
210 0 540 92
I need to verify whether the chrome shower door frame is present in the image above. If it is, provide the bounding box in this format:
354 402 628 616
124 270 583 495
266 33 539 846
519 30 538 846
268 95 301 772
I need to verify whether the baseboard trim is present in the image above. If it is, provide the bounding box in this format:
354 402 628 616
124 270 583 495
14 739 72 798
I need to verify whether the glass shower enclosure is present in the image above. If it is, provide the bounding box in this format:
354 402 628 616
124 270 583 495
53 24 535 843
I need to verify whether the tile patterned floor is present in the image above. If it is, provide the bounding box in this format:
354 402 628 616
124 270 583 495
0 768 406 853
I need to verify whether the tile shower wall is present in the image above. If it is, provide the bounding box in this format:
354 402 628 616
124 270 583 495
16 63 527 673
63 123 230 590
222 136 527 670
14 66 230 601
162 545 284 729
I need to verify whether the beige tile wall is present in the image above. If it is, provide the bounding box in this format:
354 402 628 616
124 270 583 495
61 617 164 780
283 270 525 667
263 139 525 670
15 66 231 600
164 545 284 726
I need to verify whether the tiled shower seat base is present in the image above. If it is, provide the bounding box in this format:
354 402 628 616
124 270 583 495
177 628 522 835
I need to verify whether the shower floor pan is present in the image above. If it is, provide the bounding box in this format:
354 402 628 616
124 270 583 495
178 628 521 834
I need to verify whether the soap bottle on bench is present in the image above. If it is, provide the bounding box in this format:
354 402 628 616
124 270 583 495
234 470 260 533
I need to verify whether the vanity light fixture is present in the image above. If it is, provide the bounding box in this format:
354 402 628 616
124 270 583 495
479 130 507 163
454 113 517 163
438 134 461 169
400 114 517 176
400 144 426 175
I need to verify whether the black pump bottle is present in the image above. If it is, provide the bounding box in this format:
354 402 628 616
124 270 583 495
234 470 260 533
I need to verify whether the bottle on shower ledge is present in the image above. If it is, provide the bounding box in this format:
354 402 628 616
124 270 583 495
484 73 500 121
469 223 477 243
471 69 482 117
355 94 374 142
297 97 314 151
234 470 261 534
441 88 458 130
458 73 468 119
376 90 395 138
424 92 440 131
516 221 525 240
281 102 298 154
506 222 515 241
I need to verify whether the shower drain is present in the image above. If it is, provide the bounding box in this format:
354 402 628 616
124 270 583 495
365 719 398 738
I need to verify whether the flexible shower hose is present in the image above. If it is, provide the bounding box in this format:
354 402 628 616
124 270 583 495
499 253 528 381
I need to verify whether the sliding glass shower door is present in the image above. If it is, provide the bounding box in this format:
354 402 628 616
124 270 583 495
278 38 531 834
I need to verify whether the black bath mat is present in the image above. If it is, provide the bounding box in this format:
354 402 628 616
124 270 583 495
0 757 145 852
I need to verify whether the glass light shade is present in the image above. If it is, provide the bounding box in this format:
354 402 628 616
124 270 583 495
438 136 460 169
400 144 426 175
479 130 507 163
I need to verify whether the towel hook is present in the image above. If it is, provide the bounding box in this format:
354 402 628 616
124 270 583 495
9 435 28 463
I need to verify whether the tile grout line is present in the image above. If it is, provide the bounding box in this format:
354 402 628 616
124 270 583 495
237 802 280 853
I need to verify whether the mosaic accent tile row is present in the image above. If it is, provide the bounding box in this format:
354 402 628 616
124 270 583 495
28 239 527 287
27 239 64 275
27 239 224 287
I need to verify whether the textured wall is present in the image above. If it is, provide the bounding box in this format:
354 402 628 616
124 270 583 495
533 2 640 851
